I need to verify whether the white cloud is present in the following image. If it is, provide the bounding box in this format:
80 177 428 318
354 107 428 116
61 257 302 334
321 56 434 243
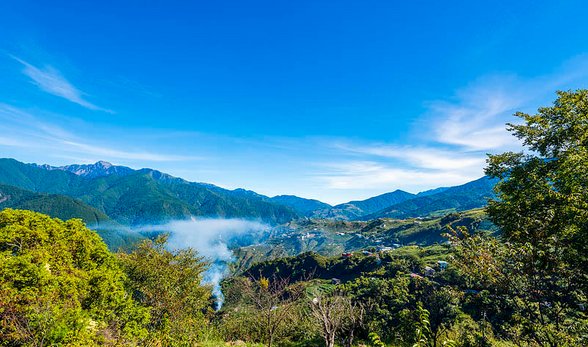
0 104 197 163
427 56 588 151
317 161 474 192
332 143 486 171
427 77 527 150
318 140 488 194
12 56 111 112
309 55 588 195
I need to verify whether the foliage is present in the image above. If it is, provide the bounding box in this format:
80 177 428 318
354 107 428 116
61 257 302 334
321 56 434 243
368 332 386 347
450 90 588 346
412 303 431 347
219 275 314 346
118 234 211 346
0 183 111 225
0 209 149 346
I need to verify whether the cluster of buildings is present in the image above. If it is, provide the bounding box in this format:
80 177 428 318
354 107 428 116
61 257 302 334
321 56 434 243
420 260 449 277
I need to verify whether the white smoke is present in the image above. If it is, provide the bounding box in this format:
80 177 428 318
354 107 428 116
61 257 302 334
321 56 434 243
140 218 268 310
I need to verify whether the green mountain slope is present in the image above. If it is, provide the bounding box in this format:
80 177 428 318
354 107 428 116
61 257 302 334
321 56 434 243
312 189 416 220
362 176 497 220
232 208 496 272
0 158 298 225
0 158 84 194
268 195 331 215
0 183 110 225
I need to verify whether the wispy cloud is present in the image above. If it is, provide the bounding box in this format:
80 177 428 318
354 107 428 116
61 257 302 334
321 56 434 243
317 141 485 193
11 56 111 112
317 161 473 191
428 80 522 150
426 56 588 151
0 104 197 163
317 55 588 194
332 142 486 171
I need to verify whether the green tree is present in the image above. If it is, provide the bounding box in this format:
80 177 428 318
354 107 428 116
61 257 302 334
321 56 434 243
413 302 432 347
118 235 211 346
344 275 411 342
0 209 149 346
453 90 588 346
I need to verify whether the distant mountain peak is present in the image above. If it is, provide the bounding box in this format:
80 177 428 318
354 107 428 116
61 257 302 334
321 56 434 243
32 160 135 179
268 195 331 215
96 160 113 168
63 162 133 178
361 176 498 220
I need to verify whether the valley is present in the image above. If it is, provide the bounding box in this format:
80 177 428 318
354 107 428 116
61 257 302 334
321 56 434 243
0 157 497 269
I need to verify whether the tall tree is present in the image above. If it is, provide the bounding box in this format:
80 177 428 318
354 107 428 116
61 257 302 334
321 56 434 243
453 90 588 346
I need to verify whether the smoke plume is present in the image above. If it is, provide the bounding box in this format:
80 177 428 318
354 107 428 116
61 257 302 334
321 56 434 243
140 218 268 310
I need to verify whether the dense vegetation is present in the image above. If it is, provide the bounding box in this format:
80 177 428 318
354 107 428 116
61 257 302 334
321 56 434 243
0 209 211 346
1 90 587 346
0 209 149 345
0 183 111 225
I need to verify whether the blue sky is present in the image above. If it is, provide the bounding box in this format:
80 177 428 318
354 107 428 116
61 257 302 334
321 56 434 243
1 1 588 204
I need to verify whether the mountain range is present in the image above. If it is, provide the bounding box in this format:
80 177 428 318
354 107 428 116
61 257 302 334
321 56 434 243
361 176 497 220
311 190 416 220
0 158 296 225
0 158 496 227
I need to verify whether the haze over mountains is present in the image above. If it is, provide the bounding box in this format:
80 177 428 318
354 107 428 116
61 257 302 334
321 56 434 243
311 190 416 220
0 158 496 226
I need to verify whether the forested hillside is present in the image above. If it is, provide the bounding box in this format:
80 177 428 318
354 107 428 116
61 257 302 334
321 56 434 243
0 159 299 225
0 183 110 225
362 176 497 220
231 208 494 273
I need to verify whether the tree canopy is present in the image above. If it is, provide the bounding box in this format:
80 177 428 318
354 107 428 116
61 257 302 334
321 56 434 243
0 209 149 345
451 90 588 346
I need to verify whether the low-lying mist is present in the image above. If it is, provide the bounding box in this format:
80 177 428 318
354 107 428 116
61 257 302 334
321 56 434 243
137 218 269 310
